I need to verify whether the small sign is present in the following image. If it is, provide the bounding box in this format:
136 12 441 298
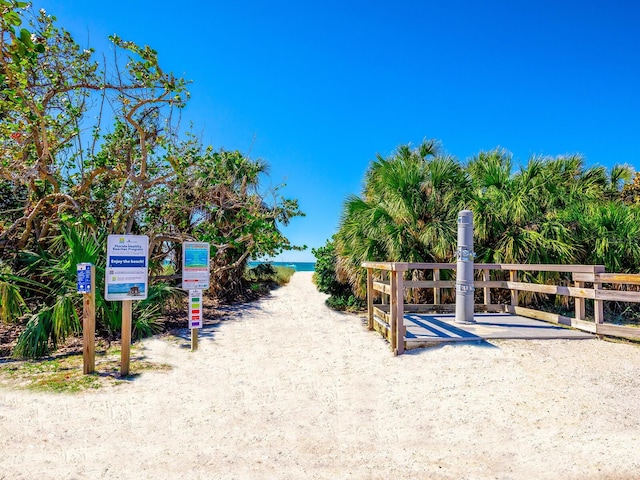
105 235 149 301
188 289 203 329
77 263 93 294
182 242 210 290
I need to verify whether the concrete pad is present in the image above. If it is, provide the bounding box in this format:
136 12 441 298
404 312 594 344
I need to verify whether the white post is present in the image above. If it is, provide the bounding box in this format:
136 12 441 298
455 210 475 323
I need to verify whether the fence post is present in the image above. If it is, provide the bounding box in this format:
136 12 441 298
594 265 605 332
510 270 518 309
367 268 374 330
381 270 388 305
396 267 405 355
483 269 491 308
433 268 441 305
574 276 586 321
390 269 398 353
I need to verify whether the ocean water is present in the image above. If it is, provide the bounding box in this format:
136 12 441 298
248 261 316 272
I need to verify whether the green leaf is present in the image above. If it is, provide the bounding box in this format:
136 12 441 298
19 28 32 46
5 11 22 26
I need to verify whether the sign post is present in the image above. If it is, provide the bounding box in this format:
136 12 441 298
77 263 95 374
182 242 210 351
188 289 203 351
105 235 149 376
121 300 132 375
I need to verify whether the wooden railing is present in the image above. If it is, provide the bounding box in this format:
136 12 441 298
362 262 640 355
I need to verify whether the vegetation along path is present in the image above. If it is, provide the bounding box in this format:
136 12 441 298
1 272 640 479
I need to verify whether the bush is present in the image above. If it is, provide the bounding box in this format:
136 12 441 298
249 263 277 280
243 264 295 297
312 239 363 311
274 266 295 285
326 294 365 312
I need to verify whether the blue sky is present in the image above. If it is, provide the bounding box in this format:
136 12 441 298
36 0 640 261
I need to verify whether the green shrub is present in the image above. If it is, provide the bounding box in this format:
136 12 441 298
312 239 363 311
274 266 295 285
245 264 295 285
11 225 182 358
326 294 365 312
0 262 28 324
249 263 276 280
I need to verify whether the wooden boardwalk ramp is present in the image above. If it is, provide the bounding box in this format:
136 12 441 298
404 312 594 348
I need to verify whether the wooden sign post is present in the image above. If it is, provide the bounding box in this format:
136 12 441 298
191 327 198 351
105 235 149 377
77 263 95 374
121 300 132 376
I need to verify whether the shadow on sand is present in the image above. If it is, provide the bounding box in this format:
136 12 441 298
401 339 500 356
169 295 271 348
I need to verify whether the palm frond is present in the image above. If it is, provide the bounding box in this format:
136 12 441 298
13 310 53 359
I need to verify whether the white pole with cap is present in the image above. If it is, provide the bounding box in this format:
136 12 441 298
455 210 475 323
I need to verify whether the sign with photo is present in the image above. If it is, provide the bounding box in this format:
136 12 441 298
182 242 210 290
105 235 149 301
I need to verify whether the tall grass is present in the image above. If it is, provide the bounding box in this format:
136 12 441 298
245 264 295 284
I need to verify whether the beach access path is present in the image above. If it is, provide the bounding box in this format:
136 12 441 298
1 271 640 479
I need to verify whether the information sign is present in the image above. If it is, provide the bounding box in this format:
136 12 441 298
77 263 93 294
182 242 210 290
105 235 149 301
188 289 203 329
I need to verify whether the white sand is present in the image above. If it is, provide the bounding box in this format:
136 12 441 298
1 271 640 479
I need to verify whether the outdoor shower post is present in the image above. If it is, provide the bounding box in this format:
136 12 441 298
455 210 475 323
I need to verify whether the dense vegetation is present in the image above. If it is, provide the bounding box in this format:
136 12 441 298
0 2 303 357
315 140 640 311
312 240 363 311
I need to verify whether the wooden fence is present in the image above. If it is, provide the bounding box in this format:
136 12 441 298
362 262 640 355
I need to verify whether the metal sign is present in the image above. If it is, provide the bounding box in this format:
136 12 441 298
182 242 210 290
77 263 93 294
105 235 149 301
188 289 203 329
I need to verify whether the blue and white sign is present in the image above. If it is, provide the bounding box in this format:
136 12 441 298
77 263 93 294
105 235 149 301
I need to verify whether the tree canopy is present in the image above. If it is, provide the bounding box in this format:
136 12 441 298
0 2 304 357
330 140 639 296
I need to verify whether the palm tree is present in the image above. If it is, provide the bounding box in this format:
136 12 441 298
13 225 102 357
468 152 597 265
564 202 640 272
331 140 640 308
335 140 470 293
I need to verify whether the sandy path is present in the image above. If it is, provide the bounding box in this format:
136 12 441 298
1 271 640 479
